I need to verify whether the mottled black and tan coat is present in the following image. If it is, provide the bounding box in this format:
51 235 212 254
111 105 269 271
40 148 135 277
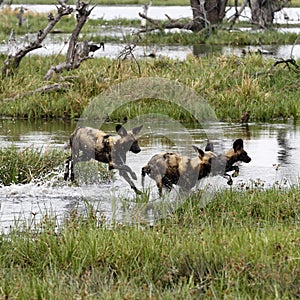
141 145 216 196
205 138 251 185
64 124 143 193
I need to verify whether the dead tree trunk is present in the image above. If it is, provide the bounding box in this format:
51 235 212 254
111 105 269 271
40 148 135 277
205 0 228 24
189 0 229 31
44 1 95 81
1 5 73 78
249 0 291 28
140 0 228 33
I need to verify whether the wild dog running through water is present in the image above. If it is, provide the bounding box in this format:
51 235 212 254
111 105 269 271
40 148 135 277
141 145 217 196
64 124 143 194
205 138 251 185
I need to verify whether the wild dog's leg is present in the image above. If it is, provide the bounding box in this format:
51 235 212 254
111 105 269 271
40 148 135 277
109 163 137 180
64 156 72 181
70 159 75 182
223 173 233 185
155 174 163 197
141 166 147 188
225 165 240 177
232 167 239 177
69 154 92 182
119 169 142 194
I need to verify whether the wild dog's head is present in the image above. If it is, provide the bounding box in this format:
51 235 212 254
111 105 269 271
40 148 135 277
116 124 143 154
232 139 251 163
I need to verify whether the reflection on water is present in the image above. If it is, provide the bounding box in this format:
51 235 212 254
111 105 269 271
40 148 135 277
0 118 299 232
0 118 74 149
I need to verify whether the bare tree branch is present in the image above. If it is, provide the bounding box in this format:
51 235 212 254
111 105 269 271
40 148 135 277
255 58 299 76
228 0 249 29
139 0 228 34
44 1 95 81
139 12 195 32
2 4 74 78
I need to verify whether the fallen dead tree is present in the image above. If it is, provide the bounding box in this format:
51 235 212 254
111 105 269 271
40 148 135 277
255 58 299 76
2 83 72 102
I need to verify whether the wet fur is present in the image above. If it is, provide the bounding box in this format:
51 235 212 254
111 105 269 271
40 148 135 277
64 124 143 193
141 146 216 196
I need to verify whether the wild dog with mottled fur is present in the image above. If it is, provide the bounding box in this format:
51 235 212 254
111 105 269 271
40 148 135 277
205 138 251 185
64 124 143 193
141 146 216 196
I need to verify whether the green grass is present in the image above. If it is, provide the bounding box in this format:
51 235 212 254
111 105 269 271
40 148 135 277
0 186 299 298
0 145 114 185
0 145 65 185
136 28 300 46
1 54 299 122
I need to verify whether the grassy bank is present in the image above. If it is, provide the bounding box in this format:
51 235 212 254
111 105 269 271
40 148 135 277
1 54 299 122
0 186 299 298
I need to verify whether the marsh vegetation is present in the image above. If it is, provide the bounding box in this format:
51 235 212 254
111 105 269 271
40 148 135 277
1 54 299 122
0 187 300 299
0 1 300 298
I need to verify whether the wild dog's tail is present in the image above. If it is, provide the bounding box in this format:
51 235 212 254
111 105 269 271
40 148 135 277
141 165 151 177
141 164 151 187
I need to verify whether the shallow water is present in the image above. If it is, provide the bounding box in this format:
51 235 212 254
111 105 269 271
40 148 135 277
1 33 299 60
1 5 300 60
8 5 300 24
0 118 299 232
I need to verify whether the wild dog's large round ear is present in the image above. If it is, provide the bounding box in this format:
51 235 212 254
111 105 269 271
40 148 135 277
192 145 204 158
233 139 244 152
132 125 143 135
205 141 214 152
116 124 127 136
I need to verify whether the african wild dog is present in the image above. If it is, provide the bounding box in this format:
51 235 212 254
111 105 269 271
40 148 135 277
141 146 216 196
64 124 143 193
205 138 251 185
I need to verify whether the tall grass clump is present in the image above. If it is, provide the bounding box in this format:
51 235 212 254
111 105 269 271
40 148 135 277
0 186 300 298
0 146 64 185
